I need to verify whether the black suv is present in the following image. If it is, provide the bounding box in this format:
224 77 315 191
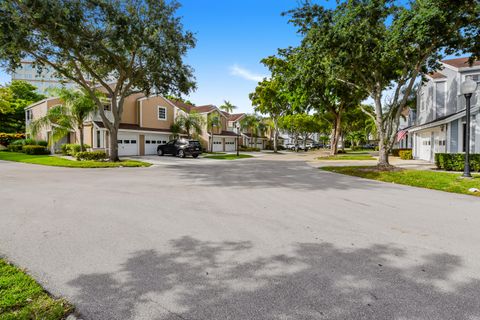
157 139 202 158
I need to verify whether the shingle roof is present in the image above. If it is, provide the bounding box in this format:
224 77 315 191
227 113 245 121
94 121 171 133
167 99 194 113
193 105 216 113
428 72 446 79
442 57 480 68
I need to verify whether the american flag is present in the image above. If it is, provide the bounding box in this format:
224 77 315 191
396 130 408 142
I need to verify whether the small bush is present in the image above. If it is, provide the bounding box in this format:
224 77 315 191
61 144 90 156
391 148 411 157
24 138 37 145
239 146 260 152
399 149 413 160
22 145 50 155
337 150 346 154
10 139 26 146
7 144 23 152
76 151 107 161
435 153 480 172
0 133 25 146
351 146 362 151
37 140 48 147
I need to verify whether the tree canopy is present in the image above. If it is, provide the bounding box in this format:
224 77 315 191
0 80 45 133
0 0 196 160
286 0 479 166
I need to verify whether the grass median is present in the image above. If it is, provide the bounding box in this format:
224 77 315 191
0 259 73 319
322 166 480 196
203 154 253 160
318 152 376 161
0 151 151 168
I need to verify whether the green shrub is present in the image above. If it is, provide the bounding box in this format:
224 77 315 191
337 150 346 154
239 146 260 152
435 153 480 172
22 145 50 155
7 144 23 152
37 140 48 147
61 144 90 156
0 133 25 146
391 148 412 157
399 149 413 160
10 139 26 145
76 151 107 161
351 146 362 151
24 138 37 145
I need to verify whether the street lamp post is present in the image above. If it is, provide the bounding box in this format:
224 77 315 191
460 78 478 178
236 123 240 157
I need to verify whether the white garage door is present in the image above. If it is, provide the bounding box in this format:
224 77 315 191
118 133 139 156
417 132 432 161
225 138 236 152
256 140 264 149
212 137 223 152
145 134 169 155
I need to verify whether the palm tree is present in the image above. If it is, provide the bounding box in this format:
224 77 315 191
170 121 182 139
255 119 268 149
30 87 97 152
240 114 260 148
29 105 72 153
207 113 221 152
176 112 204 138
219 100 237 113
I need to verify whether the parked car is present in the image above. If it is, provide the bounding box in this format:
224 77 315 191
157 139 202 158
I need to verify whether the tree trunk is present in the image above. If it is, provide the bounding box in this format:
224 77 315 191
340 132 345 152
79 125 85 152
273 119 278 153
373 92 390 167
109 126 119 161
330 114 341 155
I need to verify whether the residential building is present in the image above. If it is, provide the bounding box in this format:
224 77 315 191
25 93 245 156
405 57 480 162
11 61 77 95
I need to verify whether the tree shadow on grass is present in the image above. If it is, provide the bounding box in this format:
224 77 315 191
68 237 480 320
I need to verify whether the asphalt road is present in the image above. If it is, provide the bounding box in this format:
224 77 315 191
1 158 480 320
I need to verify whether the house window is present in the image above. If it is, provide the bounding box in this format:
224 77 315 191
96 130 101 148
467 74 480 84
103 104 111 111
158 106 167 120
26 109 33 121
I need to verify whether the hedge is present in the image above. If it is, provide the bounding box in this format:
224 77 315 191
0 133 25 146
76 151 107 161
61 144 90 156
399 149 413 160
239 146 260 152
7 144 23 152
435 153 480 172
22 145 50 155
391 148 412 157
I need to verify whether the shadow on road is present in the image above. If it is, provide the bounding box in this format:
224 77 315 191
163 159 384 192
68 236 480 319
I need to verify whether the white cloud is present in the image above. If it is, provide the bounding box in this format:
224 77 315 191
230 64 266 82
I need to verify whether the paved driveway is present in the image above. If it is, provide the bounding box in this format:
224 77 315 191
1 159 480 319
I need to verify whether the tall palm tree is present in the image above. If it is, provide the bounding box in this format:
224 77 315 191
219 100 237 113
170 121 182 139
207 113 221 152
255 119 268 149
30 87 97 152
176 112 204 138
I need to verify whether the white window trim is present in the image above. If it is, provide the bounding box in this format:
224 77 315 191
158 106 167 121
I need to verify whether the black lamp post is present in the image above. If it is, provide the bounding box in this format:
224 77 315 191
461 78 478 178
236 123 240 157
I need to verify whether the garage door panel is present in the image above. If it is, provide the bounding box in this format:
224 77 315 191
213 138 223 152
225 138 236 152
118 134 139 156
145 134 169 155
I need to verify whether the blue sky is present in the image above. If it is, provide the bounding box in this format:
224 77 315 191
0 0 339 113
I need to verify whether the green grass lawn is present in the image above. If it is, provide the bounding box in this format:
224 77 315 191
0 259 73 320
322 166 480 196
0 151 151 168
318 152 376 161
203 152 227 155
203 154 253 160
